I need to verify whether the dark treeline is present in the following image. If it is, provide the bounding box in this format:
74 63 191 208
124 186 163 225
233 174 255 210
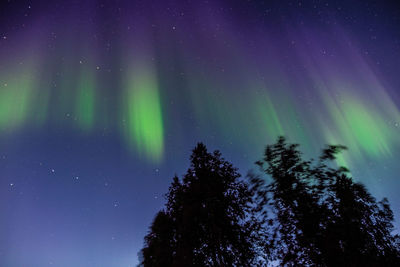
139 137 400 266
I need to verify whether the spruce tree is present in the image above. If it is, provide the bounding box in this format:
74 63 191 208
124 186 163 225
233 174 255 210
141 143 260 266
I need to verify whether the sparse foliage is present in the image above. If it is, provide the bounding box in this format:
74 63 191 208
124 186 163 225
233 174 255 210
252 137 400 266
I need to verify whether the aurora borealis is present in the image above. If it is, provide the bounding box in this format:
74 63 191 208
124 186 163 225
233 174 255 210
0 0 399 266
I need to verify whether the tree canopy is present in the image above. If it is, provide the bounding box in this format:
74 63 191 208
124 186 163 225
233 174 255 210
141 138 400 266
252 137 400 266
141 143 260 266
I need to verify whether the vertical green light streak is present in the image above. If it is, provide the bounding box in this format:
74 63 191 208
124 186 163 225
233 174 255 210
256 92 284 138
75 69 96 131
123 68 164 161
0 70 35 132
340 99 391 156
323 90 393 159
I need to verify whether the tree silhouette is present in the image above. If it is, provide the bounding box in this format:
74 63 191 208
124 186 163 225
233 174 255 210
252 137 400 266
141 143 260 267
141 211 175 266
141 138 400 266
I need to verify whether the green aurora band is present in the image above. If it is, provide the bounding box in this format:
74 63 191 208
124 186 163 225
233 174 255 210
75 68 96 132
122 66 164 162
0 13 398 166
0 64 37 132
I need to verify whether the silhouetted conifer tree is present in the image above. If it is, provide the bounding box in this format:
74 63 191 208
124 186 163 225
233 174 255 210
141 211 175 266
141 143 261 267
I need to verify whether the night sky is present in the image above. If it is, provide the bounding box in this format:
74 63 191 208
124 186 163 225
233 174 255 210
0 0 399 266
